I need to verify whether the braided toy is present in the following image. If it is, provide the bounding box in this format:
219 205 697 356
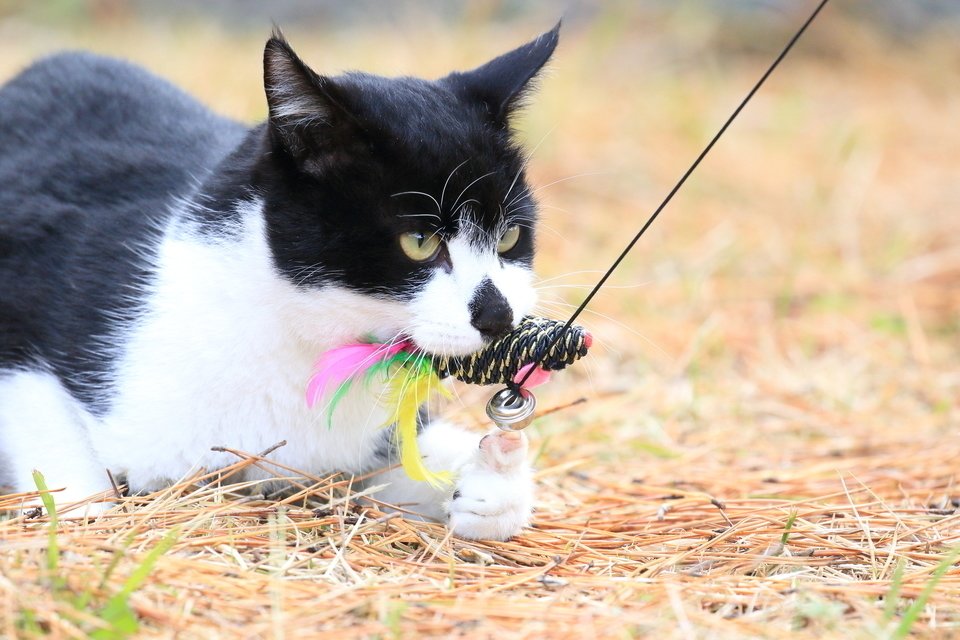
305 315 591 486
433 316 592 385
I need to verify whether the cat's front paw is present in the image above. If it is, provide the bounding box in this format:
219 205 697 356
448 430 533 541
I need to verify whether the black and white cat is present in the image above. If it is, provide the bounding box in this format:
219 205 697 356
0 25 560 540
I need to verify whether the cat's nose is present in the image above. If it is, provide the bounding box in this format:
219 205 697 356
470 279 514 340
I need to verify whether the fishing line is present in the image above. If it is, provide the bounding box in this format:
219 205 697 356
308 1 832 480
511 0 830 392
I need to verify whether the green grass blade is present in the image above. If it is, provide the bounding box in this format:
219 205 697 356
780 510 798 546
115 528 179 599
100 531 139 589
93 528 179 639
891 547 960 640
31 470 59 578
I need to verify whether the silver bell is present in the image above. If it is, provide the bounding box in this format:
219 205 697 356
485 387 537 432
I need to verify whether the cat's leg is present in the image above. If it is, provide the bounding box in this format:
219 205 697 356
0 370 114 510
371 420 533 541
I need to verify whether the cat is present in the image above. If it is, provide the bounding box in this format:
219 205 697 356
0 24 560 541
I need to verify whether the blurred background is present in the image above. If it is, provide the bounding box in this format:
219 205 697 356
1 0 957 479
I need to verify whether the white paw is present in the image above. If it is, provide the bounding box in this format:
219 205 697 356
447 430 533 541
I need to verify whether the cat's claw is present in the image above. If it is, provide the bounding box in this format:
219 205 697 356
447 430 533 541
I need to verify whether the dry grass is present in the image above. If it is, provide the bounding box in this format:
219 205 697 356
1 4 959 638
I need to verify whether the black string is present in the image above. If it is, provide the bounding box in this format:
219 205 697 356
514 0 831 390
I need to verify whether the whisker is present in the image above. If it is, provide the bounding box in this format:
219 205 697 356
391 191 441 216
503 125 556 205
397 212 442 221
535 297 669 360
512 221 565 241
451 171 496 214
532 302 620 359
506 202 572 218
457 198 481 212
440 158 470 210
535 282 651 291
534 270 608 285
457 216 487 242
506 171 607 209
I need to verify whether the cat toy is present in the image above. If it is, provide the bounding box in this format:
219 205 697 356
305 316 591 486
307 0 828 485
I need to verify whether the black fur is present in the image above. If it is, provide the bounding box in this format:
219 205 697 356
0 53 246 409
0 26 559 411
254 29 555 295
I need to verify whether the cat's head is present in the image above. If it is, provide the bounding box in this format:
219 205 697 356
257 25 559 356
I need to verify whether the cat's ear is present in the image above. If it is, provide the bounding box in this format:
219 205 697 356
263 33 362 169
444 22 560 130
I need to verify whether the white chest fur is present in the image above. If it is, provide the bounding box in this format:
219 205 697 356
94 201 404 489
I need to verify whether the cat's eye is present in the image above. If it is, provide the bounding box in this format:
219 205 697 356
497 225 521 254
399 231 442 262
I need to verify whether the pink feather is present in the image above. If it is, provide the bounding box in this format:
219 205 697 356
306 341 410 408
